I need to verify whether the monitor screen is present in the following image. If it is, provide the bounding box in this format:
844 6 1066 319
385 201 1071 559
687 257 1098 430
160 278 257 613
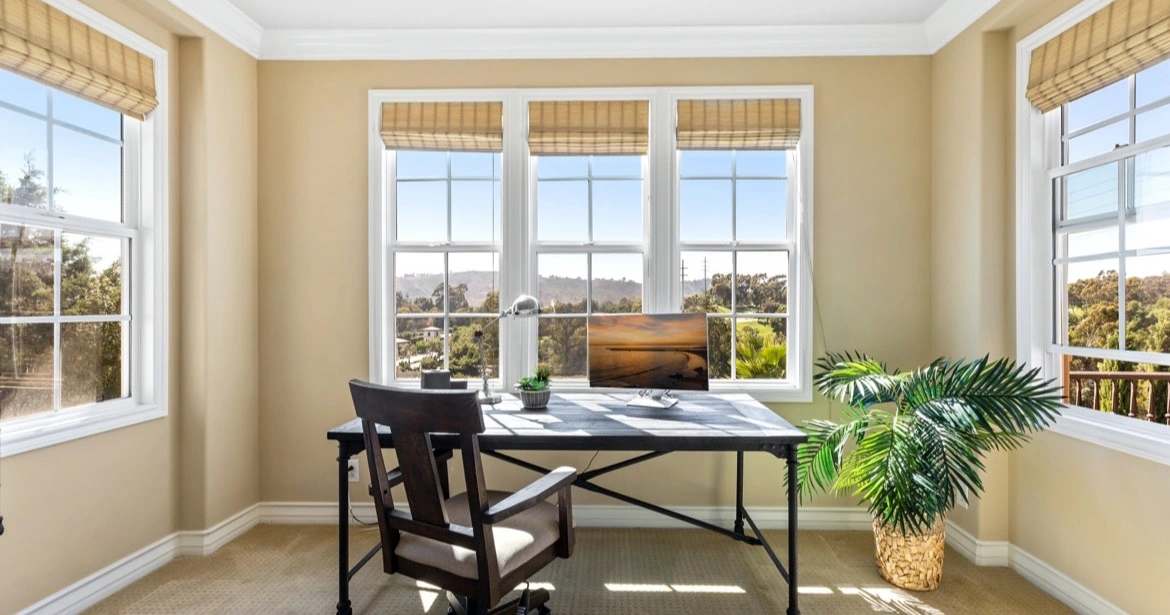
588 313 710 391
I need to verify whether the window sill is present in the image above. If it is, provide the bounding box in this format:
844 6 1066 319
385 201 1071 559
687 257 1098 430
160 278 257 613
0 400 166 459
1047 404 1170 467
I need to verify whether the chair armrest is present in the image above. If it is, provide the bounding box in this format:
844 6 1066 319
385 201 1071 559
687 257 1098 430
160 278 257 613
483 466 577 524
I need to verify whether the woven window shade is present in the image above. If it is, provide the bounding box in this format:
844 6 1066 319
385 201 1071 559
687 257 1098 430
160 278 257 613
0 0 157 120
676 99 801 150
1027 0 1170 113
381 102 503 152
528 101 649 155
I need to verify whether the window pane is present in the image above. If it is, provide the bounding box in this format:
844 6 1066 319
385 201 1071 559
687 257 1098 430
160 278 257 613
680 179 732 242
449 252 498 313
397 151 447 178
1135 146 1170 210
1136 104 1170 143
53 126 122 221
451 180 499 243
448 317 499 381
395 317 444 378
1064 259 1119 349
680 151 731 177
706 316 731 381
1062 354 1170 421
538 254 587 314
682 251 732 313
61 321 124 409
537 180 588 242
0 107 48 208
52 90 121 141
591 253 642 313
592 180 642 243
396 180 447 243
736 251 788 314
1125 254 1170 352
538 156 588 178
1065 227 1118 259
736 317 787 380
1063 162 1119 220
1067 79 1129 133
0 223 54 317
1136 59 1170 108
0 69 47 113
61 234 124 316
591 155 641 177
736 151 786 177
539 317 587 378
451 152 498 178
0 323 54 421
736 179 786 242
395 252 444 314
1067 120 1129 164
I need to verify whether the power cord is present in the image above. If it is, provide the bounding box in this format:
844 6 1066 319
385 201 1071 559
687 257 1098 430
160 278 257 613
581 451 600 475
347 493 377 526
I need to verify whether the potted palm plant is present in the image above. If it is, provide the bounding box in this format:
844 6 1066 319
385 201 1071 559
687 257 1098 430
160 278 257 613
799 353 1062 591
516 365 552 410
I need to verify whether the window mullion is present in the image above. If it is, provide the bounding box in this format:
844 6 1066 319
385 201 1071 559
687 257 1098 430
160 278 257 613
52 229 62 412
1118 159 1128 351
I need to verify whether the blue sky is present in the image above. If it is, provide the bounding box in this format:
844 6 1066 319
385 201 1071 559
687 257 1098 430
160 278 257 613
1 69 124 270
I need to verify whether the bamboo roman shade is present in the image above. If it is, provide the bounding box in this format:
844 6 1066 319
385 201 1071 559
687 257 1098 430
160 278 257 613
1027 0 1170 113
527 100 649 155
676 98 801 150
0 0 157 119
381 102 503 152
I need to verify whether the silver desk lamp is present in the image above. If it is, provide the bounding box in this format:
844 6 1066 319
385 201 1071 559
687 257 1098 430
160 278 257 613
475 294 541 404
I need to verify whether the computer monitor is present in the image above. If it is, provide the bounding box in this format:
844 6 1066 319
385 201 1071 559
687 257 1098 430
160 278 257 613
588 313 709 408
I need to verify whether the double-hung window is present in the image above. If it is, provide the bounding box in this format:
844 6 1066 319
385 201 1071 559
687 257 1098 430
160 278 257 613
1020 0 1170 449
372 88 813 401
0 1 168 457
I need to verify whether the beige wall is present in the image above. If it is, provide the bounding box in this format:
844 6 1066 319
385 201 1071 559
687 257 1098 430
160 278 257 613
0 0 259 611
257 57 934 507
933 0 1170 613
177 34 260 532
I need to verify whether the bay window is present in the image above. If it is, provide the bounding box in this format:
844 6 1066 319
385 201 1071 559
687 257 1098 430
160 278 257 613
371 87 813 401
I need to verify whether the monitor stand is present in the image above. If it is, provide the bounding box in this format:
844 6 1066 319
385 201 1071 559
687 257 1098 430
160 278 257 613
627 390 679 409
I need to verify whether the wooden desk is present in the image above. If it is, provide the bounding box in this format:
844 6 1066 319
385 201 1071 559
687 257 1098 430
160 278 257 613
328 393 808 615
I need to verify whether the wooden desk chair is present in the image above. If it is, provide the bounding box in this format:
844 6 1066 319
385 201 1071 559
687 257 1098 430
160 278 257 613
349 380 576 615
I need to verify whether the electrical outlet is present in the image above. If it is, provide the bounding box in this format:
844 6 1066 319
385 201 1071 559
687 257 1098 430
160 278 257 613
347 459 360 483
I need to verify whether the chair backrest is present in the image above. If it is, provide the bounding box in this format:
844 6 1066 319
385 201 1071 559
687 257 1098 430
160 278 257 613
348 379 485 527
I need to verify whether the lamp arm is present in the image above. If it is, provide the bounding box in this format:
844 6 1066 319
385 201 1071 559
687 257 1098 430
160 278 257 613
473 309 511 401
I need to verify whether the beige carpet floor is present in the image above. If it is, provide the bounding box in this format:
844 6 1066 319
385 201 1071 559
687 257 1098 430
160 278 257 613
87 525 1073 614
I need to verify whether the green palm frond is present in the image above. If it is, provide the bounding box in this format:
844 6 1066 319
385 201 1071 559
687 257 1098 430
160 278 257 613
799 352 1062 535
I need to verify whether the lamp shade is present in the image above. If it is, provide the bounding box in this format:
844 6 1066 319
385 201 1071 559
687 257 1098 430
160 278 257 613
507 295 541 317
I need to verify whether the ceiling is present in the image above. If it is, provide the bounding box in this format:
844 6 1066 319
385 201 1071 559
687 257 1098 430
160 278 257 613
165 0 1002 60
224 0 950 31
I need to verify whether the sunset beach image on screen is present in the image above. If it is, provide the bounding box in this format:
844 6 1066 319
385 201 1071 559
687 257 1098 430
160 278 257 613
587 313 709 391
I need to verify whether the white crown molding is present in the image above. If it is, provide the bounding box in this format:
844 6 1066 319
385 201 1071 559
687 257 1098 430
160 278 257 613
258 24 932 61
923 0 1003 53
165 0 263 57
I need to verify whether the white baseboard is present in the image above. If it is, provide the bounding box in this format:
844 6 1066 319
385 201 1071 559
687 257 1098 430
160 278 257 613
945 521 1010 567
1010 546 1128 615
15 504 260 615
176 504 260 556
15 534 177 615
259 501 875 531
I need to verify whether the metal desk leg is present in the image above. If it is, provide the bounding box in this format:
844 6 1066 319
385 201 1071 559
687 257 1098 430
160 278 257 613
337 445 353 615
786 445 800 615
734 451 745 535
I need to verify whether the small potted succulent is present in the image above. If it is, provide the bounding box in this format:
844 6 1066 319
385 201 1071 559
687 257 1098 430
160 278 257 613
517 365 552 410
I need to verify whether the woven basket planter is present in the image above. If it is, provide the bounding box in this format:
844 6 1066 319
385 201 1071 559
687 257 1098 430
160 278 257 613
519 389 551 410
873 518 946 591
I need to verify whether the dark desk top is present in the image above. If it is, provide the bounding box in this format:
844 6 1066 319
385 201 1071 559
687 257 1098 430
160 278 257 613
329 393 806 453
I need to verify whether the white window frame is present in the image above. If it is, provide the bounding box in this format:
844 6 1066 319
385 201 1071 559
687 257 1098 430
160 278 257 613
1016 0 1170 467
0 0 169 458
369 86 813 402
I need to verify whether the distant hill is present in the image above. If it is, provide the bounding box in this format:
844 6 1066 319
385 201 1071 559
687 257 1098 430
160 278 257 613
396 271 752 306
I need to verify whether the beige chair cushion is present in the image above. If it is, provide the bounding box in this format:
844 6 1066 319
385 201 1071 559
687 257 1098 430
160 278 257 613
394 490 560 580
